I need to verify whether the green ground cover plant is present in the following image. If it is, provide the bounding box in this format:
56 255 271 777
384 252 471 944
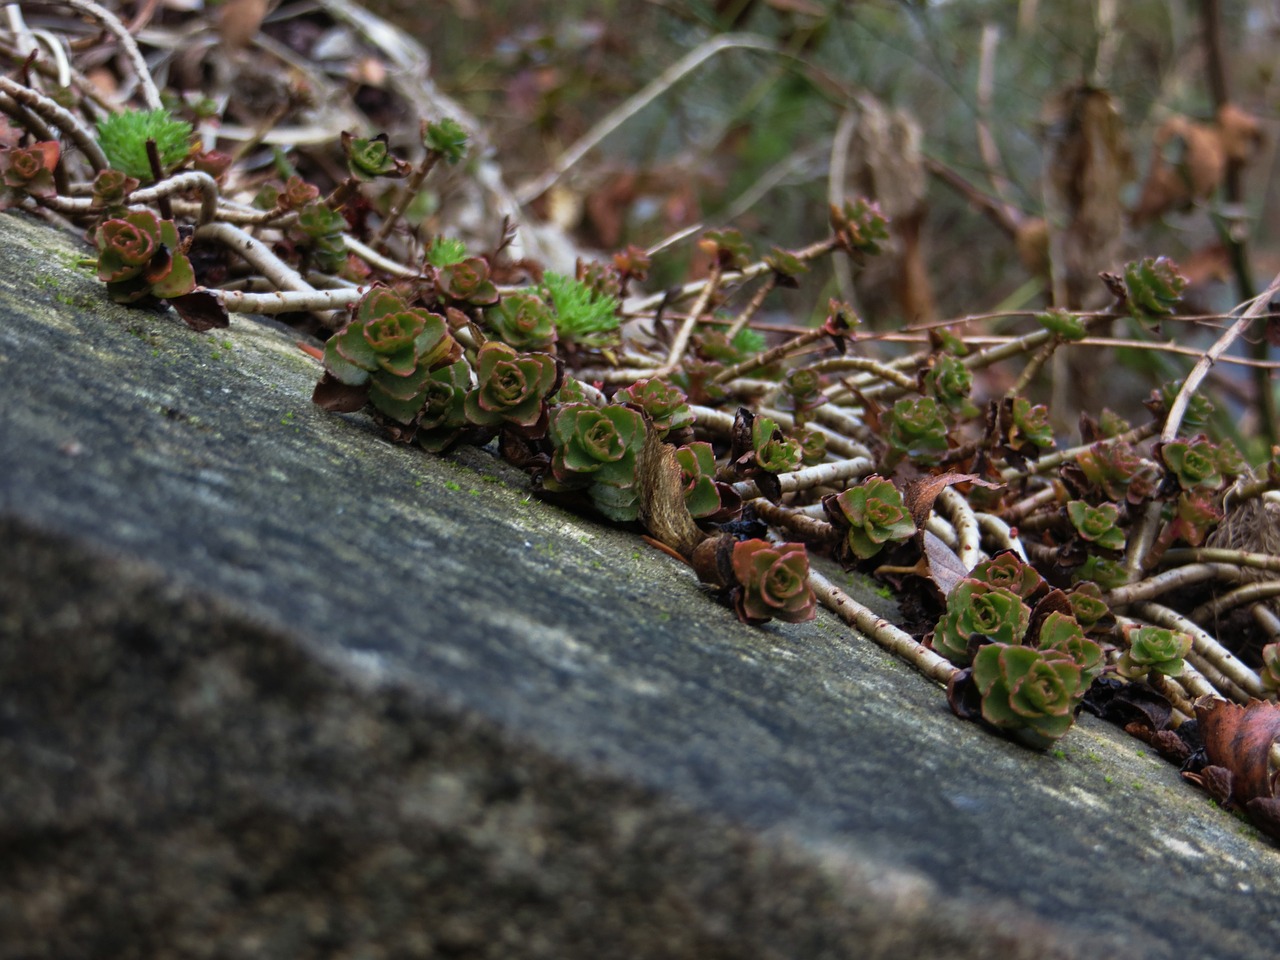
6 0 1280 842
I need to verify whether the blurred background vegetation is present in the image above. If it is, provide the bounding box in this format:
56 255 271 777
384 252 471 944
360 0 1278 450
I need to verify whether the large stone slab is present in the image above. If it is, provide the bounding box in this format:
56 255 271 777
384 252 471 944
1 211 1278 959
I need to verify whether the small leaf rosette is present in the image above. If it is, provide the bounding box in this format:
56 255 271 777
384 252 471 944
729 539 816 625
824 475 916 563
484 291 557 351
614 377 694 438
1035 611 1104 689
322 287 462 424
883 396 948 465
1 141 58 200
464 341 559 435
675 441 723 519
94 210 196 303
548 402 645 521
1066 500 1126 552
932 580 1031 667
1116 624 1192 681
972 643 1084 749
437 256 499 307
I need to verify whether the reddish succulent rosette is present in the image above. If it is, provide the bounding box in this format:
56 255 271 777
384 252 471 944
730 539 816 625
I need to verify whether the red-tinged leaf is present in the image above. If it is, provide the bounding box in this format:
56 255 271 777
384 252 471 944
921 530 969 598
311 371 368 413
168 289 228 332
1195 697 1280 806
904 472 1002 531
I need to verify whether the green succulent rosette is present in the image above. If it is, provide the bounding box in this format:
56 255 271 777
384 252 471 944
1066 500 1126 552
752 415 803 474
730 539 816 625
437 256 499 306
94 210 196 303
924 353 979 419
321 288 462 424
825 476 916 562
484 291 557 351
464 341 559 433
1035 611 1104 688
973 643 1083 748
414 360 471 453
1065 582 1111 631
932 580 1031 667
1116 625 1192 680
968 552 1046 602
1161 436 1227 491
549 403 645 487
614 378 693 437
675 441 722 519
883 396 949 465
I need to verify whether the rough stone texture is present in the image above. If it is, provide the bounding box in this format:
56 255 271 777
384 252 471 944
1 211 1278 958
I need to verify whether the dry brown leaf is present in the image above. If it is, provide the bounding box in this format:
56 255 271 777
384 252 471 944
219 0 270 50
1195 696 1280 808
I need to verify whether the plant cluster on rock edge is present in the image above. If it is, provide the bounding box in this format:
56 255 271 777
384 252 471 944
9 0 1280 844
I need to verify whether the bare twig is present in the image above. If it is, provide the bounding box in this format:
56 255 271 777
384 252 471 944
809 569 958 685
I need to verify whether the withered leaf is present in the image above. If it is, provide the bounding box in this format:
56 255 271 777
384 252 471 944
1195 696 1280 807
903 471 999 531
168 289 229 332
636 423 706 559
921 529 969 598
311 372 368 413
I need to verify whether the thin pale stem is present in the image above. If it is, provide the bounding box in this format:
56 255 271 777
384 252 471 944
809 569 958 685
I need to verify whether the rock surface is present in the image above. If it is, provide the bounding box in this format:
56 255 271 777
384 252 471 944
1 211 1278 959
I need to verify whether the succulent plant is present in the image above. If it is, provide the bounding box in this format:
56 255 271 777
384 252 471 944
764 246 808 285
1035 308 1088 341
1065 582 1111 631
824 476 916 563
969 552 1048 602
1066 500 1126 552
414 360 471 453
729 539 816 625
95 108 193 180
792 425 827 466
542 271 620 349
94 209 196 303
699 228 754 271
1161 436 1232 491
1260 643 1280 693
426 236 469 269
923 353 979 419
341 131 411 180
775 367 827 421
294 203 347 274
1035 611 1104 689
675 441 723 519
422 117 468 164
437 256 499 307
1072 555 1128 590
1069 440 1160 504
90 168 139 215
1116 625 1192 680
1123 255 1186 319
1002 396 1055 454
830 196 890 256
484 291 557 351
320 287 462 424
752 415 804 475
464 341 559 435
882 396 949 466
548 402 645 521
932 581 1032 666
972 642 1084 748
1 141 58 200
613 378 693 437
1168 490 1223 547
